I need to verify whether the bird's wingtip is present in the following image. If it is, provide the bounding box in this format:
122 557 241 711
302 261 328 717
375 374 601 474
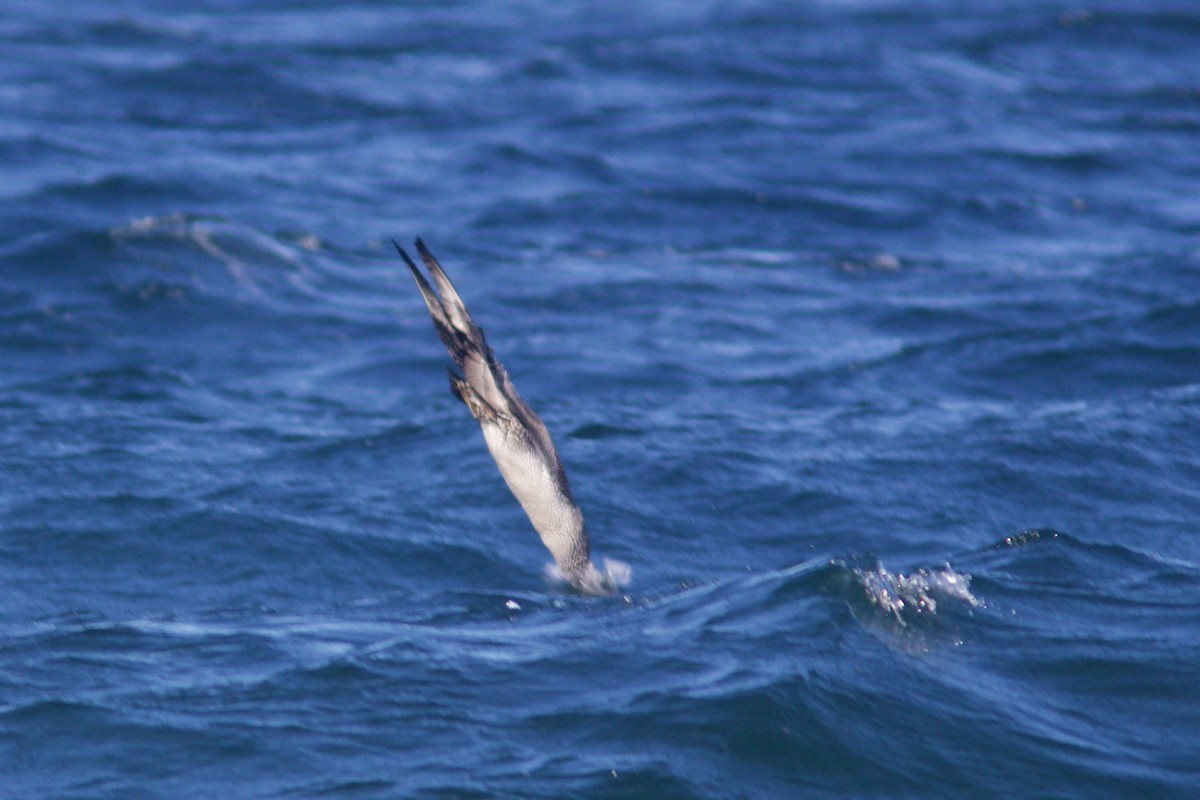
392 239 420 272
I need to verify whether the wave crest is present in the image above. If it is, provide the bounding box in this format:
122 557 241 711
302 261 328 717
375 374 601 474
852 562 981 621
834 560 981 651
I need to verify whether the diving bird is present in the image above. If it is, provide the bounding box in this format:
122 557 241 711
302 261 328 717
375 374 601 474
397 239 627 595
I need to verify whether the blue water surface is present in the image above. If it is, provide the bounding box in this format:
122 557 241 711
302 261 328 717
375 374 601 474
2 1 1199 798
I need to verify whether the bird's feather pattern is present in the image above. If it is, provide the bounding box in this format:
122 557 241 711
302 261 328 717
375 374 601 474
397 240 592 577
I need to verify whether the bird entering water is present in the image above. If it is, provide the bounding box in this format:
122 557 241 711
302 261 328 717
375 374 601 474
397 239 629 595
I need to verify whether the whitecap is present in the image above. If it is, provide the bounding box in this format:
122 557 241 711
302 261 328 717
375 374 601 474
839 560 981 652
852 562 981 623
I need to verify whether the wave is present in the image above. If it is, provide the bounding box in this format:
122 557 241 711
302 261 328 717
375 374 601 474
5 530 1192 797
855 558 975 617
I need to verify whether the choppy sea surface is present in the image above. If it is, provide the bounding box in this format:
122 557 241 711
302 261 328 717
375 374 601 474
3 2 1200 797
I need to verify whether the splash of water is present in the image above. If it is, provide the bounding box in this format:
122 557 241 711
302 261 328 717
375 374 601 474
544 557 632 597
835 560 981 652
852 562 981 623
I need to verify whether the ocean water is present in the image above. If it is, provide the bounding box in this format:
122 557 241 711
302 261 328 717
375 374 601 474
3 1 1199 797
